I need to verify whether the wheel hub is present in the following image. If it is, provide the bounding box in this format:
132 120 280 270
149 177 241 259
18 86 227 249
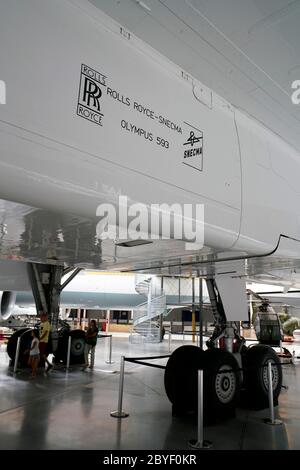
215 365 236 404
71 338 85 356
262 360 279 391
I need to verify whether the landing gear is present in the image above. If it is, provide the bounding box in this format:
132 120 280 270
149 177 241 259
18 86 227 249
164 277 283 422
7 262 84 368
7 324 86 368
27 262 64 353
204 348 240 422
7 328 33 368
164 345 205 415
164 346 240 423
242 344 282 410
53 328 86 366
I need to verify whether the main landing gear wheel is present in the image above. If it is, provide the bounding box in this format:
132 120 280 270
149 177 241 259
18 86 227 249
164 345 205 416
204 349 240 423
242 344 282 410
53 329 86 365
7 328 33 368
164 346 240 423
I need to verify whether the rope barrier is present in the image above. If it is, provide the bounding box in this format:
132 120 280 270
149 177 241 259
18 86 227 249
110 354 170 418
125 359 166 370
123 356 283 373
124 354 171 370
124 354 171 361
110 351 287 421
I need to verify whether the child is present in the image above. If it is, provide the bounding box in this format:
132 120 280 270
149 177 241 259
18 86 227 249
27 329 40 378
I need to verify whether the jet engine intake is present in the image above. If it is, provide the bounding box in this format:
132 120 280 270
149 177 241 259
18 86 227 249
0 291 16 321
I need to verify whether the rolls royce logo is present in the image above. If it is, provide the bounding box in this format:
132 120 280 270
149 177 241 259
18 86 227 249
183 123 203 172
77 64 107 126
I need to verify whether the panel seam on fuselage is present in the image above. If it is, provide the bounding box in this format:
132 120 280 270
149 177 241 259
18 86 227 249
0 118 240 212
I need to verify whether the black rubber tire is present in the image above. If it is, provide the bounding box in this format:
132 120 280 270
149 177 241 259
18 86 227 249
46 332 53 355
52 329 69 364
53 329 85 365
204 349 240 423
164 345 205 414
69 329 86 363
7 328 33 367
243 344 282 410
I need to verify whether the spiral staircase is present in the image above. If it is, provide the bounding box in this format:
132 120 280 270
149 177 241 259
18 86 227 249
129 277 167 343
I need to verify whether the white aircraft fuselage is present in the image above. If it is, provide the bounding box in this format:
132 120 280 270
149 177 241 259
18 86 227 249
0 0 299 282
0 2 291 415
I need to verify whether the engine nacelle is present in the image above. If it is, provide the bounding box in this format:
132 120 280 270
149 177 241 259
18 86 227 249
0 291 16 321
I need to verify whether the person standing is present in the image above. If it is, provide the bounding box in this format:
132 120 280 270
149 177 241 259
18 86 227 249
39 312 53 373
27 329 40 378
84 320 99 369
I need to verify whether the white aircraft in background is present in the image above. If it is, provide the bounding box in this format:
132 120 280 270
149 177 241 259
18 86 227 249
0 265 209 321
1 0 300 418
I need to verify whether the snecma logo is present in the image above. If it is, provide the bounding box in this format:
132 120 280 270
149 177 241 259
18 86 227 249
0 80 6 104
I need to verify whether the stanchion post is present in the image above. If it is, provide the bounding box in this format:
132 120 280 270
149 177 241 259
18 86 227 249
66 335 72 371
110 356 129 418
199 278 203 350
168 330 172 353
188 369 212 449
13 337 21 374
263 360 282 426
106 335 115 364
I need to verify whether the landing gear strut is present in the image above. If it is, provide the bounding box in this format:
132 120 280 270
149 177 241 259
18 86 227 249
27 263 64 353
27 263 82 353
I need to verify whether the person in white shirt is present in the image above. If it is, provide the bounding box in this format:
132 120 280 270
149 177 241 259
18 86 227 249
27 329 40 378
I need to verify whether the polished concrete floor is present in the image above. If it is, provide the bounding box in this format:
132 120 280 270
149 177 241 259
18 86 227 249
0 335 300 450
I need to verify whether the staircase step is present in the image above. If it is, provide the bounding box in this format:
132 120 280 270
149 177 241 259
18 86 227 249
133 278 166 341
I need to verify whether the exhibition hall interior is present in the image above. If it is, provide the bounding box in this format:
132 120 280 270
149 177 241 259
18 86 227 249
1 0 300 453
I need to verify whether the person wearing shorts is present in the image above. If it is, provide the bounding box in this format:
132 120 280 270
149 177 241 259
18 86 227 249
27 329 40 378
39 312 53 373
